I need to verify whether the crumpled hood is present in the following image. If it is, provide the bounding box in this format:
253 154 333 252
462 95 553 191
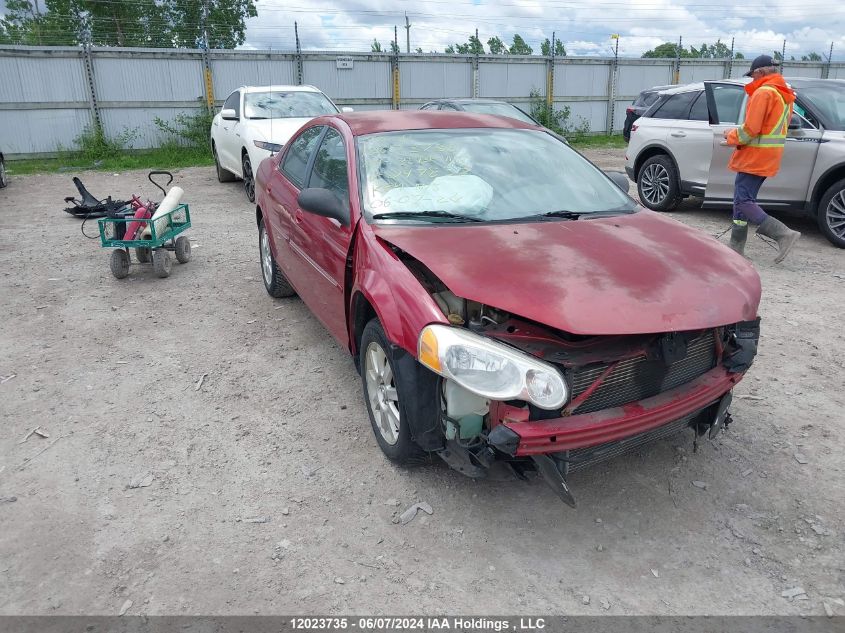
373 211 761 336
244 117 313 144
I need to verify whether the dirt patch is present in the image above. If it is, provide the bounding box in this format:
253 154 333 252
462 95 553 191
1 154 844 616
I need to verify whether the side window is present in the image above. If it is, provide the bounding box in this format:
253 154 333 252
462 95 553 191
689 92 708 121
223 90 240 118
307 129 349 204
440 103 459 111
420 103 436 110
651 91 698 120
280 126 324 188
708 84 745 124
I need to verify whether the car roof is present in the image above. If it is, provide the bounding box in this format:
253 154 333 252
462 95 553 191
654 76 843 97
311 111 541 136
239 85 323 93
426 98 513 104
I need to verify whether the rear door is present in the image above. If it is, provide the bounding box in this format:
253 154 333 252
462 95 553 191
703 82 748 204
287 126 356 345
757 103 822 206
667 90 713 195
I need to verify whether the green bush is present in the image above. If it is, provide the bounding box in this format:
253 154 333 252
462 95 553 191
71 124 139 161
154 110 215 154
528 89 591 141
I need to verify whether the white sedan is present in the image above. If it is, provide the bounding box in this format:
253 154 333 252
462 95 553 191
211 85 350 201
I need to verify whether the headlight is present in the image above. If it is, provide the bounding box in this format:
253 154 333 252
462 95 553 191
418 324 568 410
253 140 283 153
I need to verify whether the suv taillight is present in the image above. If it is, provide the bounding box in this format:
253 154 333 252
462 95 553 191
626 107 634 114
631 124 638 133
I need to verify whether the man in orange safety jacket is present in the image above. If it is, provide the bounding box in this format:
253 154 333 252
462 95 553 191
725 54 801 262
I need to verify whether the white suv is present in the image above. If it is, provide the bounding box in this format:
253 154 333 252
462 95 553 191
211 85 350 202
625 78 845 247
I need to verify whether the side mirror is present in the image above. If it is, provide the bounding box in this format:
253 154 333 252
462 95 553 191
298 188 349 226
220 108 238 121
606 170 630 194
788 114 802 130
341 106 354 113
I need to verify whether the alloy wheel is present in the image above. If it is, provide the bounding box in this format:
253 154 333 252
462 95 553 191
826 189 845 239
260 226 273 286
364 342 400 445
640 163 670 206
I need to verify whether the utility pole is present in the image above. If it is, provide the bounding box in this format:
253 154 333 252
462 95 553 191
727 36 735 78
404 13 411 54
781 39 786 62
294 21 303 85
674 35 682 84
825 41 834 78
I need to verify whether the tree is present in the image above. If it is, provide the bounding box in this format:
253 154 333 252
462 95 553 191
540 37 567 56
0 0 256 48
371 39 382 52
389 39 399 54
415 47 423 54
487 35 507 54
509 33 532 55
802 52 822 61
453 34 484 55
642 42 694 58
691 39 732 59
444 44 455 54
735 52 745 59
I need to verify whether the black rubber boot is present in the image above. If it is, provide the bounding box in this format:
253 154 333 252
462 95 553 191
757 216 800 263
729 221 748 256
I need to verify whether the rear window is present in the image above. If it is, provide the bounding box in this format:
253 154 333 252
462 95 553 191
649 91 698 120
634 91 661 108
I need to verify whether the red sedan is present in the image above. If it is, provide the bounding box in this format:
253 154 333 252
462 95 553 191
254 111 761 506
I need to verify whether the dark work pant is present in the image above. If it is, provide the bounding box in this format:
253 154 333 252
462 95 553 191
732 172 769 225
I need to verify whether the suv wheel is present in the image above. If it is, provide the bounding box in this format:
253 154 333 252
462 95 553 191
637 155 681 211
818 178 845 248
0 155 7 188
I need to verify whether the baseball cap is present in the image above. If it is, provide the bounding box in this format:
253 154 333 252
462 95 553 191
745 54 780 76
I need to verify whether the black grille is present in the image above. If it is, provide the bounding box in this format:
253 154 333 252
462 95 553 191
570 333 716 415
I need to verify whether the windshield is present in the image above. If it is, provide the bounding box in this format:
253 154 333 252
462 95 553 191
798 84 845 131
243 91 338 120
459 102 537 125
357 129 636 222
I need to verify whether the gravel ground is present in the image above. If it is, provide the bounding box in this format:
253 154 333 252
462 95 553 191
1 150 844 616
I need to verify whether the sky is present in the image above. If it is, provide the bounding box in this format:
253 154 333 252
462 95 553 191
239 0 845 59
0 0 843 59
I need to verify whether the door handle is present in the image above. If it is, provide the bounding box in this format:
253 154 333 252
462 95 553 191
670 131 686 137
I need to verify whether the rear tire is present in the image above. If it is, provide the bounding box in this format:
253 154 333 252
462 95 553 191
0 156 7 188
110 249 130 279
242 152 255 202
174 236 191 263
360 319 422 464
637 154 681 211
259 219 296 298
152 248 172 278
213 144 236 183
817 178 845 248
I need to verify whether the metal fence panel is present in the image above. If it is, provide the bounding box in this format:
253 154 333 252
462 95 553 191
303 59 392 99
554 62 610 98
555 100 609 133
679 62 727 83
100 105 204 149
831 65 845 80
0 108 91 154
93 54 204 102
729 63 752 79
0 52 89 103
479 60 546 98
400 59 472 100
616 62 673 97
781 63 824 79
211 56 297 98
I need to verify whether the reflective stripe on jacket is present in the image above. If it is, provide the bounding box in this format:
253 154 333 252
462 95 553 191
726 74 796 178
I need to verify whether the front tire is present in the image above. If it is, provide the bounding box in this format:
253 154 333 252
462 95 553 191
360 319 422 464
242 152 255 202
259 219 296 298
637 154 681 211
818 178 845 248
213 144 236 183
0 156 7 188
152 248 172 278
110 249 130 279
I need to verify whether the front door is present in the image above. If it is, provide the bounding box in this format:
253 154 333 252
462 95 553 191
287 127 355 346
668 90 713 194
218 90 243 174
703 82 748 205
758 107 822 206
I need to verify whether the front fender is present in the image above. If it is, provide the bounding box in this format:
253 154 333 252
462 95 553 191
351 227 447 357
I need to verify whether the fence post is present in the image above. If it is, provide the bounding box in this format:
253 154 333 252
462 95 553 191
472 54 479 98
201 46 215 111
392 55 401 110
81 41 102 132
605 59 618 135
294 22 303 85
